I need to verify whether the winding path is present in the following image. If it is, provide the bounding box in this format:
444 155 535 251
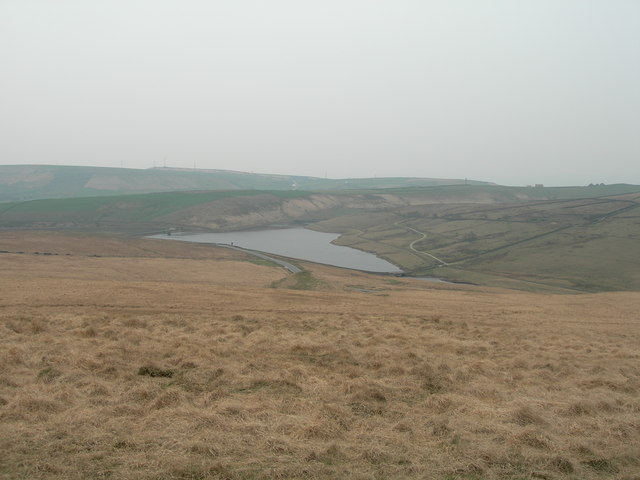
401 225 448 265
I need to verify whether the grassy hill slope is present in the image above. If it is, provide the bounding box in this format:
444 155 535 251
0 164 492 202
314 192 640 292
1 231 639 479
2 183 640 231
0 190 310 232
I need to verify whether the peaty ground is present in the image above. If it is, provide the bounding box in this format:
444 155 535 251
0 231 639 479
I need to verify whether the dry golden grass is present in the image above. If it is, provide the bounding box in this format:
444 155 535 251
1 231 639 479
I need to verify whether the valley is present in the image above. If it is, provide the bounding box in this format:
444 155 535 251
2 183 639 292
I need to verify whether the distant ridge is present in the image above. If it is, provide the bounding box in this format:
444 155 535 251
0 164 493 202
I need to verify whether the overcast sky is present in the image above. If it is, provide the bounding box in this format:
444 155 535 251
1 1 638 186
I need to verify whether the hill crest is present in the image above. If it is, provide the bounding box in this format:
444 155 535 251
0 164 492 202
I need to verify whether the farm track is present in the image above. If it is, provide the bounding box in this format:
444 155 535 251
396 222 448 265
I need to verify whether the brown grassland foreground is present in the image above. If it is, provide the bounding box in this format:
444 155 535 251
0 231 639 480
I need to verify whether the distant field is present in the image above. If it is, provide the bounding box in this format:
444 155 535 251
1 231 639 479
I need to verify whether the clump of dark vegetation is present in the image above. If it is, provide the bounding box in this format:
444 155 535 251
511 405 546 426
37 367 62 383
138 365 174 378
549 457 575 473
583 458 618 473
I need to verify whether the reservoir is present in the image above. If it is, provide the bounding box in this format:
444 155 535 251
151 228 402 273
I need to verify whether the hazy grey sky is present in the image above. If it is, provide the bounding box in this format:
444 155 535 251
1 1 639 186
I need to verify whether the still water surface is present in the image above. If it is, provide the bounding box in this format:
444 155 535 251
152 228 401 273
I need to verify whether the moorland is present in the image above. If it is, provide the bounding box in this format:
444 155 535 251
1 168 639 479
1 230 639 479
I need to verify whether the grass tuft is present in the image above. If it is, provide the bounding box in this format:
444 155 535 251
137 365 174 378
37 367 62 383
510 406 546 426
549 457 575 473
584 458 619 473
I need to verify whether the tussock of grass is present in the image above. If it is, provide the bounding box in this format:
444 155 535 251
510 406 547 426
137 365 174 378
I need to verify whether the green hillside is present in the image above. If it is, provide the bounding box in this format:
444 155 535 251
3 183 640 232
0 164 491 203
0 190 310 231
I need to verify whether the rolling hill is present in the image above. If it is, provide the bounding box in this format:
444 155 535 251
0 164 492 203
1 183 639 233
